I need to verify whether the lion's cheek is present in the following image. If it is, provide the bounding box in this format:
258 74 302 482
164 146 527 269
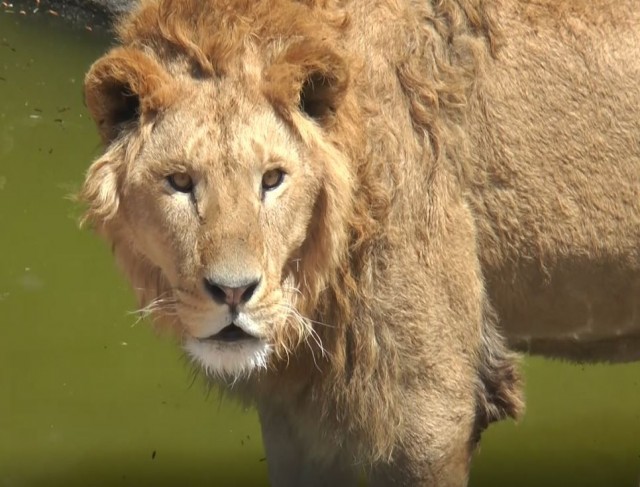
274 185 319 257
122 192 197 286
257 203 303 274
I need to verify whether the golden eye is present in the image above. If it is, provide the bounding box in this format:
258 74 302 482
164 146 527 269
262 169 285 191
167 172 193 193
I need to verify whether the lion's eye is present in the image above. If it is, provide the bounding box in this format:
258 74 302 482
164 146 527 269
167 172 193 193
262 169 285 191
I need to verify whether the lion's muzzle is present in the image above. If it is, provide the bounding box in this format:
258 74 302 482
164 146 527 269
203 276 261 308
199 323 259 343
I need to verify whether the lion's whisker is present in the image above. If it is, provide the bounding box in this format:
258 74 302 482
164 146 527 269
282 284 303 297
275 302 331 367
127 291 181 327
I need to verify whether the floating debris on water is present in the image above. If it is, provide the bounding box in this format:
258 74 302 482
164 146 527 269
1 39 16 52
19 273 44 291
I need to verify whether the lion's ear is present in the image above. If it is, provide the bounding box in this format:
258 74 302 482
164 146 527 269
298 66 348 123
84 47 176 144
264 43 349 125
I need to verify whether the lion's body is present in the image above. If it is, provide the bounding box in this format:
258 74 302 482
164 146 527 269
81 0 640 484
467 1 640 361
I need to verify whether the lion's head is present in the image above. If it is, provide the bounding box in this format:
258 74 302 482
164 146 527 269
81 0 363 379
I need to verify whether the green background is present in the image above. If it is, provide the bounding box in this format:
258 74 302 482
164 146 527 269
0 11 638 487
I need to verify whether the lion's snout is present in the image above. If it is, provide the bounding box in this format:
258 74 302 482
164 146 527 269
203 275 261 308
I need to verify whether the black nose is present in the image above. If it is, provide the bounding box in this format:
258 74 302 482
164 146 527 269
203 277 260 307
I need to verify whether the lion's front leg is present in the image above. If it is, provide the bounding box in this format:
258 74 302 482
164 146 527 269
367 387 477 487
257 402 360 487
370 443 472 487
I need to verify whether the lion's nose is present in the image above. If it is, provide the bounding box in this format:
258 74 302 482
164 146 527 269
203 277 260 307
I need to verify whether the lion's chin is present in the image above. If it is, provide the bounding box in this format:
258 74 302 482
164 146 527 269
184 336 271 379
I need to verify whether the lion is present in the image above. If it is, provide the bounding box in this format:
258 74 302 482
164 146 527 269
80 0 640 485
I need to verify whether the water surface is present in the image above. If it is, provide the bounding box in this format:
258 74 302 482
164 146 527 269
0 11 638 487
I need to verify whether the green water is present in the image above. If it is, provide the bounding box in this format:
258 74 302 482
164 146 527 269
0 12 638 487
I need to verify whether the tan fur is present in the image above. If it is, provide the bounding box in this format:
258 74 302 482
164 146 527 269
81 0 640 484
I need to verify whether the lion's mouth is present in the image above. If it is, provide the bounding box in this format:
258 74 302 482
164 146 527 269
202 323 257 343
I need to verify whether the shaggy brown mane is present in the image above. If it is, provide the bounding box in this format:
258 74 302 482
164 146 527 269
117 0 350 76
396 0 500 185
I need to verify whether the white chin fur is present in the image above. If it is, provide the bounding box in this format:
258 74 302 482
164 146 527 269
184 338 271 379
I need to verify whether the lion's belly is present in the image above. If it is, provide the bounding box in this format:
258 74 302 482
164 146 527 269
481 254 640 362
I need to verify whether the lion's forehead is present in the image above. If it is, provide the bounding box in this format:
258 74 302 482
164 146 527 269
144 89 299 173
